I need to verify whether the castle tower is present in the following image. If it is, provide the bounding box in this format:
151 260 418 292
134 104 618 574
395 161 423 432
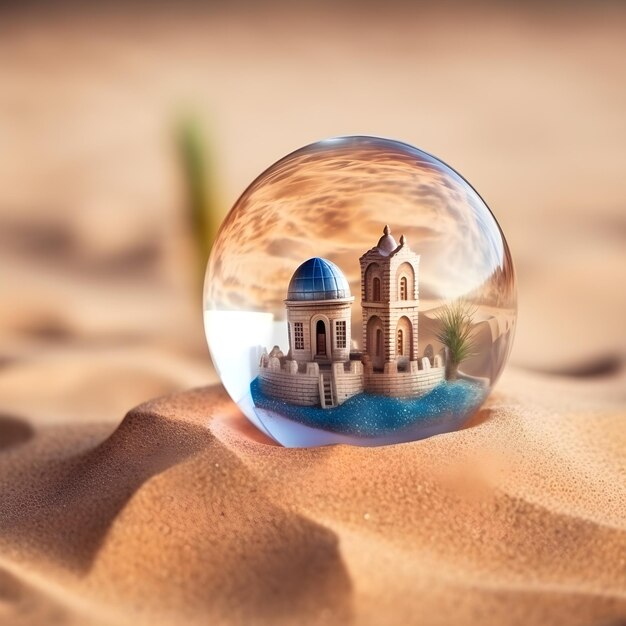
359 225 420 372
285 257 354 366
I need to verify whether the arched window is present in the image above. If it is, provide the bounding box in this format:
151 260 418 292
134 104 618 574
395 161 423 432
373 277 381 301
396 263 414 301
399 276 408 300
397 329 404 356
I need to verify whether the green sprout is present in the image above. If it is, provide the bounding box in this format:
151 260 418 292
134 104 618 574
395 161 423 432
176 116 221 285
435 300 478 381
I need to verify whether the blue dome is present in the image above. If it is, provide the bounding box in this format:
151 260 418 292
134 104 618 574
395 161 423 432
287 257 351 301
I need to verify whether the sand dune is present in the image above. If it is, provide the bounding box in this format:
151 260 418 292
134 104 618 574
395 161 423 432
1 371 624 626
0 389 352 626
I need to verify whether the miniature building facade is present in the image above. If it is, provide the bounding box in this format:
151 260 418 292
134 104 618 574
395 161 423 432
259 226 445 408
360 225 420 372
285 258 354 365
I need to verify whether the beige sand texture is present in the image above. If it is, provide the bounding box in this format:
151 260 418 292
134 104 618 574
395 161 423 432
0 3 625 626
1 378 625 626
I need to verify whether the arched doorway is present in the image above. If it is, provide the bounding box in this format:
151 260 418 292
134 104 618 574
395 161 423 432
366 316 384 370
316 320 327 357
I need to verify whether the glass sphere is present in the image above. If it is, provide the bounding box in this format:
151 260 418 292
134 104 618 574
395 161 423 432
204 136 516 447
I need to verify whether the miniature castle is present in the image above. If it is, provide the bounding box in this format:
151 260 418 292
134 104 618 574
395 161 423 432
258 226 445 408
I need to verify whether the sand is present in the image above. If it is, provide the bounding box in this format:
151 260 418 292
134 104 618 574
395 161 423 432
1 372 625 626
1 3 625 625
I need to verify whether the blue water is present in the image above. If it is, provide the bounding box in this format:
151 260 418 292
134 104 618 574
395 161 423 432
250 377 486 438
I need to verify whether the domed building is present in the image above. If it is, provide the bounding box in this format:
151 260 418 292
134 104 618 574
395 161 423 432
285 257 354 366
258 225 445 408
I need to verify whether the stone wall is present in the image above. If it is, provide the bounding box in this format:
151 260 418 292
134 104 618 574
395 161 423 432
258 367 321 406
364 365 445 398
332 360 365 405
259 356 366 407
259 348 445 407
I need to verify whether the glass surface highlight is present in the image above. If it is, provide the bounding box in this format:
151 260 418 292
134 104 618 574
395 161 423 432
204 136 516 447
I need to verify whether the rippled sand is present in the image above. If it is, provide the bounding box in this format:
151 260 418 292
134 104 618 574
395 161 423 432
1 379 625 626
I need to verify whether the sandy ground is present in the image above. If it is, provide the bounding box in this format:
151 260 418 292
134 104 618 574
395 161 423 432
0 3 625 625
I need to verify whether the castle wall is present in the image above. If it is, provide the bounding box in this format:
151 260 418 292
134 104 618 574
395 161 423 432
364 366 445 398
332 361 365 405
258 368 320 406
259 358 366 407
259 354 445 406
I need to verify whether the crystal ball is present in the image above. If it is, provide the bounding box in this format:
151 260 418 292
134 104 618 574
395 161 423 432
204 136 516 447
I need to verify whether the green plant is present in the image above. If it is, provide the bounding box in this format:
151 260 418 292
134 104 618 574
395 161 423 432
177 116 220 284
434 300 478 381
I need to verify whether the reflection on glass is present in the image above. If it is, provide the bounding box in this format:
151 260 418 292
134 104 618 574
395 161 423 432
204 136 516 447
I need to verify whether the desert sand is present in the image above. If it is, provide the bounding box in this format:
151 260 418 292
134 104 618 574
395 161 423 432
0 4 625 626
1 373 625 626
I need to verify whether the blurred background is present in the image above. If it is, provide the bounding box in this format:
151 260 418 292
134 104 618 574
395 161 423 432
1 0 625 430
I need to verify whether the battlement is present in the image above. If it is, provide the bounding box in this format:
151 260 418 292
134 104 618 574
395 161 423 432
258 346 445 408
258 348 322 406
258 347 365 408
364 363 445 398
